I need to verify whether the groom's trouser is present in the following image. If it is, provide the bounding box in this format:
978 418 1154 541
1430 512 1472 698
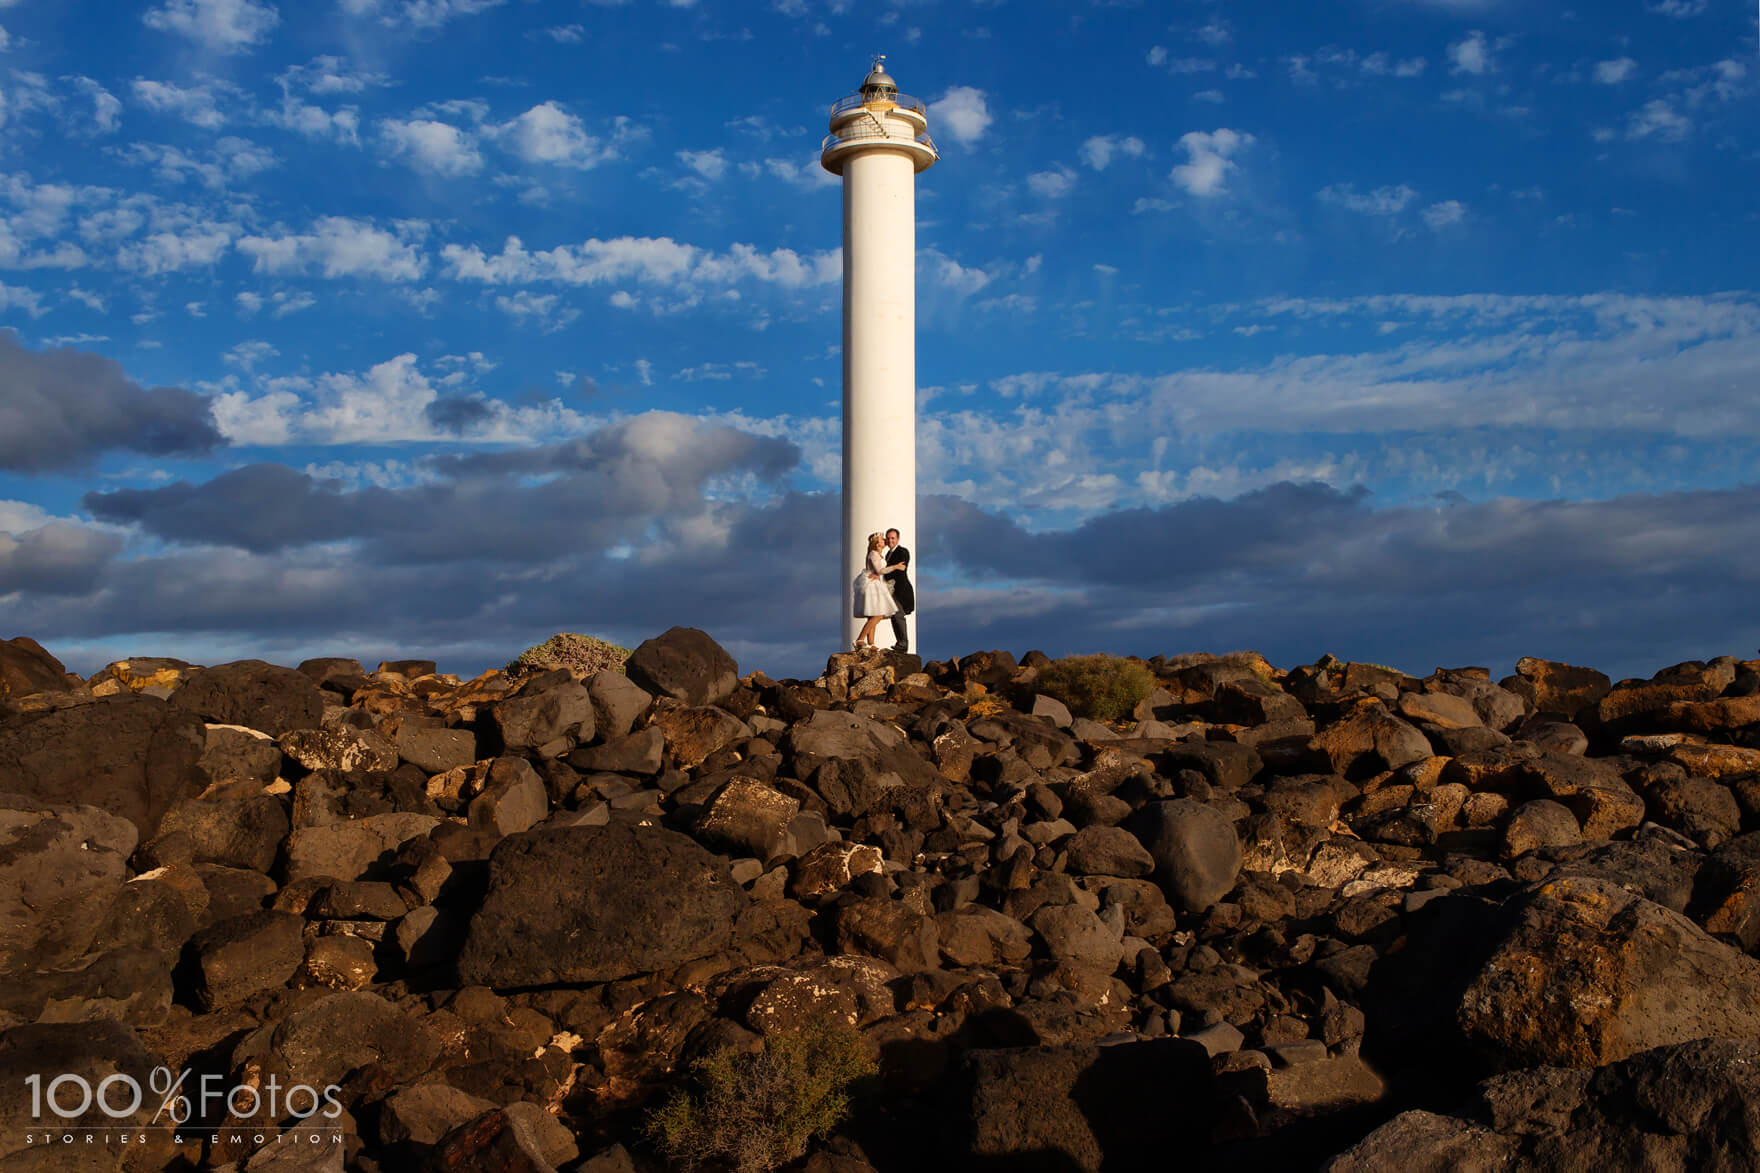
889 611 909 653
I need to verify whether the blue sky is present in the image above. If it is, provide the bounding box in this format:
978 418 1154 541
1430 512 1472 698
0 0 1757 682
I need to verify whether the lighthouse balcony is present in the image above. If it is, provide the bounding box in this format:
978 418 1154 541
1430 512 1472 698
829 91 929 120
819 126 939 174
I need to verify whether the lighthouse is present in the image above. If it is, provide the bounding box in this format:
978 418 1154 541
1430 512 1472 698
821 57 938 653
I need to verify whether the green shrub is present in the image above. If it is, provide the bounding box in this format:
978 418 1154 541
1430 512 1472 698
1035 654 1156 722
506 632 631 678
645 1016 876 1173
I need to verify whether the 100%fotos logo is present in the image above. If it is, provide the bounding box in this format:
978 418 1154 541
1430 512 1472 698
25 1067 343 1126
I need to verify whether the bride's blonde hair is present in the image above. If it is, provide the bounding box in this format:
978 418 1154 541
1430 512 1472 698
867 532 884 551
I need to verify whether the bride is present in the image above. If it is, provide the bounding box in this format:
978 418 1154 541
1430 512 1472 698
852 531 899 649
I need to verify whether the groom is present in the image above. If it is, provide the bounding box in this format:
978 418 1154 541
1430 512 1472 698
883 528 914 653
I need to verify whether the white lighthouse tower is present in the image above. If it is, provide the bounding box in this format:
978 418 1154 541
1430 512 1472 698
821 57 938 653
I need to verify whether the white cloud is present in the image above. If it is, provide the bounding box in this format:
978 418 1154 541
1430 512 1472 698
346 0 509 30
678 148 727 180
495 290 579 331
66 78 123 134
224 339 278 369
494 102 610 169
1079 135 1145 171
751 156 838 190
1423 200 1466 228
1194 18 1230 46
542 24 584 42
142 0 280 54
922 249 994 297
1027 165 1077 199
1627 98 1690 141
378 118 483 175
1647 0 1707 15
265 96 361 143
0 280 43 316
279 56 388 95
929 86 992 147
1447 30 1493 76
116 226 235 275
1171 128 1252 197
131 79 229 129
121 138 275 190
440 234 839 291
1594 58 1637 85
1318 183 1417 215
236 216 427 281
210 352 589 447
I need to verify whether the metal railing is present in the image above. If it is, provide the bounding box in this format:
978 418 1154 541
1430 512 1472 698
829 91 929 119
821 126 939 154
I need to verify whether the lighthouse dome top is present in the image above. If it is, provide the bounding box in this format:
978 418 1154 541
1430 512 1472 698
860 57 898 97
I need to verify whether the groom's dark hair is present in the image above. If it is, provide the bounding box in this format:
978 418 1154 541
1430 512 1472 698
886 528 900 539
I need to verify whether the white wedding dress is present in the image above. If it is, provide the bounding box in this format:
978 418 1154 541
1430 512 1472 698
853 549 899 618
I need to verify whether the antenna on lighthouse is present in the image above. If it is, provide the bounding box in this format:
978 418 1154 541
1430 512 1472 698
821 60 938 657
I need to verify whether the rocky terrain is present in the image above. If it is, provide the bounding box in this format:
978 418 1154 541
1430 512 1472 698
6 628 1760 1171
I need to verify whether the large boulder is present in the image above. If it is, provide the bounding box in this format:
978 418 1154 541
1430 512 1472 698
0 694 204 838
586 670 652 739
237 988 441 1091
1329 1039 1760 1171
188 909 305 1010
960 1040 1218 1170
693 776 799 859
169 659 326 736
1500 657 1611 720
491 680 593 755
0 946 174 1029
1128 800 1242 914
152 792 289 873
0 1020 163 1166
0 796 137 974
285 812 441 882
456 823 746 987
1458 875 1760 1068
280 725 400 775
623 627 738 707
0 637 71 697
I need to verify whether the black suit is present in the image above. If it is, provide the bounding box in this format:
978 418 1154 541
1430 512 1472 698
884 544 913 651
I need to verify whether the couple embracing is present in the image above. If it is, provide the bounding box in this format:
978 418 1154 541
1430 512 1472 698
853 527 914 652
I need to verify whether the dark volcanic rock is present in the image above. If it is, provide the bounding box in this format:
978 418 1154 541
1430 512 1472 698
1063 824 1156 878
0 1020 162 1164
152 792 289 873
1129 799 1243 914
241 988 441 1091
0 636 71 697
959 1039 1218 1170
0 694 204 838
457 823 745 987
280 724 400 774
624 626 739 707
1329 1038 1760 1171
285 811 441 882
491 679 593 754
188 909 305 1010
1501 656 1611 720
0 946 173 1029
0 796 136 973
170 659 326 736
1458 875 1760 1068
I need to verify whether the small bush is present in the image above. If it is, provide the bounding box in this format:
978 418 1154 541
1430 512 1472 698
1035 654 1156 723
645 1016 876 1173
506 632 631 679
